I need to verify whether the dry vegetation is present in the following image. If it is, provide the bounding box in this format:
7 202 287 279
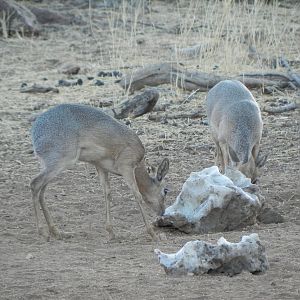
0 0 299 299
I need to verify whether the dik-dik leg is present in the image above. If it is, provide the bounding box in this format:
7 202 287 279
120 166 158 240
31 167 63 239
96 166 115 240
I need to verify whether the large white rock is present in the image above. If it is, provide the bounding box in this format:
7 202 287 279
155 233 269 276
155 166 262 233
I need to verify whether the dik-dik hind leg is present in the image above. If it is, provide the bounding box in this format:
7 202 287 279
214 140 224 171
31 179 48 238
31 168 63 239
220 142 235 173
120 166 158 240
217 142 227 173
96 167 115 240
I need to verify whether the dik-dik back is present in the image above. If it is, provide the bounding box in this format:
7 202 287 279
206 80 267 182
32 104 144 168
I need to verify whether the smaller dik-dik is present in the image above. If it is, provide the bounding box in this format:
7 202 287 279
30 104 169 240
206 80 267 183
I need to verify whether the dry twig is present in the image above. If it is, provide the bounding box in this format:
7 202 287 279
263 103 299 114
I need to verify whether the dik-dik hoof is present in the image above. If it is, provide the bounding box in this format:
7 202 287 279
49 226 63 240
105 225 115 241
38 227 50 241
148 228 160 241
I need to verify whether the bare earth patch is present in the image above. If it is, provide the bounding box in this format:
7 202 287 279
0 1 299 299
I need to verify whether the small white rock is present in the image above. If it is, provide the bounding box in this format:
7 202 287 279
26 253 34 260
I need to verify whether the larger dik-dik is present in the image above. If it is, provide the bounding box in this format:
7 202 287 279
206 80 267 183
30 104 169 240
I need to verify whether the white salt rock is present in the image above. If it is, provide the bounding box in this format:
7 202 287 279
155 233 269 276
155 166 262 233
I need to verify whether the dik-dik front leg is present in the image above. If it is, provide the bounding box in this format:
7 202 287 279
96 167 115 240
120 166 158 241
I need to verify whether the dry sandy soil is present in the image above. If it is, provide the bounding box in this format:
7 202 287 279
0 1 299 299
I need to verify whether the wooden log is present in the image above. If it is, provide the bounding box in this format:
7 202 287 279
104 88 159 119
0 0 40 35
263 102 299 114
117 63 291 93
117 63 224 94
280 57 300 88
20 84 59 93
28 6 74 25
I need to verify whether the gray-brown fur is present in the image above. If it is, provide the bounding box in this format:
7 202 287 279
31 104 169 240
206 80 267 182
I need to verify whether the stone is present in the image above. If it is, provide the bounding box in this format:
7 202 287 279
154 166 262 233
58 63 80 75
155 233 269 276
93 79 104 86
97 70 122 77
57 79 82 87
26 253 34 260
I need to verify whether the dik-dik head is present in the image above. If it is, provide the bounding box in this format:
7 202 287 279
136 158 170 216
228 146 268 183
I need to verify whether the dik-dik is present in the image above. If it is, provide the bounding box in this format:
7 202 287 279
206 80 267 183
30 104 169 240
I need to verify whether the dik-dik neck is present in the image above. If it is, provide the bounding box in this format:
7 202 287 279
134 161 154 195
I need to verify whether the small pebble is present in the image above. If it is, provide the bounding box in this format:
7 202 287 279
26 253 34 260
97 71 122 77
112 70 122 77
87 76 94 80
93 79 104 86
136 38 145 45
97 71 108 77
58 79 83 87
21 83 27 88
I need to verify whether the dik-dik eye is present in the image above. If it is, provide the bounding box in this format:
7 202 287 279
163 188 169 196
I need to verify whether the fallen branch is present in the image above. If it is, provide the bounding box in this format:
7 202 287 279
280 57 300 88
0 0 40 35
263 102 299 114
148 110 205 122
181 88 201 104
104 88 159 119
20 84 59 93
28 6 81 25
117 63 291 94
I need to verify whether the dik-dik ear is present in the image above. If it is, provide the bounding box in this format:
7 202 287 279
156 158 169 182
255 152 268 168
228 146 240 163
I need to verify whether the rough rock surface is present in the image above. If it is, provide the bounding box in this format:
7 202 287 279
155 233 269 276
155 166 262 233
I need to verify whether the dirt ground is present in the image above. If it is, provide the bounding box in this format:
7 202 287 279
0 1 299 299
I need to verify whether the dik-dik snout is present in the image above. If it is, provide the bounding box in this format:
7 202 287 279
206 80 267 183
234 149 268 183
